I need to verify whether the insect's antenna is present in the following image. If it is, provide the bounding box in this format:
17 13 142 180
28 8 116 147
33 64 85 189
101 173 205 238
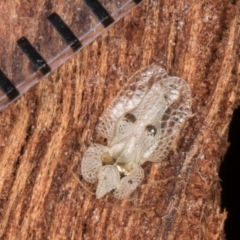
72 171 95 196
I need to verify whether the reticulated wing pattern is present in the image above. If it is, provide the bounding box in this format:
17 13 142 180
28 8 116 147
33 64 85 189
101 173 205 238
81 65 192 199
81 144 108 183
146 76 192 162
97 65 167 142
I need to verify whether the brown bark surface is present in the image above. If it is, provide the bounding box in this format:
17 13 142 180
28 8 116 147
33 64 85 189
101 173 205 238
0 0 239 239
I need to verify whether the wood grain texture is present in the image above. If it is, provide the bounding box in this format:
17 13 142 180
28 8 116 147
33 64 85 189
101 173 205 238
0 0 240 239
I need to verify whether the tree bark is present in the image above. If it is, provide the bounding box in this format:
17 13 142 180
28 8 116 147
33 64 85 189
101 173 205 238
0 0 239 239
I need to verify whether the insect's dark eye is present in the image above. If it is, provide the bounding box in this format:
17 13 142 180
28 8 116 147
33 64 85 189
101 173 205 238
124 113 136 123
146 125 157 136
117 113 136 135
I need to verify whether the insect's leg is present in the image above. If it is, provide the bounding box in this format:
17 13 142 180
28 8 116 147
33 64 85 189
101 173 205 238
114 163 144 199
81 144 109 183
96 165 120 199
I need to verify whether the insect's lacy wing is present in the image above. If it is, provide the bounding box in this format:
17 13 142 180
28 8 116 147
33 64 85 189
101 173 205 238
114 163 144 199
81 144 109 183
96 165 120 199
96 65 167 141
147 76 192 163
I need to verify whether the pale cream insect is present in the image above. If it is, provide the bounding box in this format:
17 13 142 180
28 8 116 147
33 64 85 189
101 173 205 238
81 65 192 199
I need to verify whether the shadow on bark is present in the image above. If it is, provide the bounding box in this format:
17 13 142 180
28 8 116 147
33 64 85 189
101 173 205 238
220 107 240 240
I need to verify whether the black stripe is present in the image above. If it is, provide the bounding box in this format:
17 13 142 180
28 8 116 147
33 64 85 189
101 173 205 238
83 0 114 28
47 13 82 51
132 0 143 4
17 37 51 75
0 70 20 100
